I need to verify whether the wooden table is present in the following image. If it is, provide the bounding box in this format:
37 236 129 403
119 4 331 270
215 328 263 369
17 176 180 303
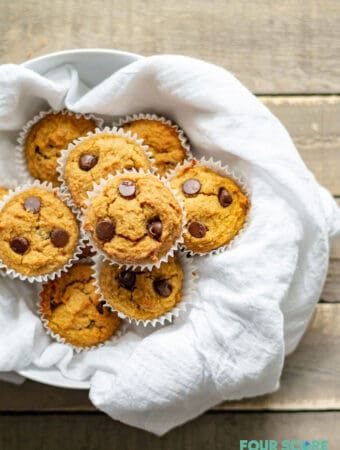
1 1 339 448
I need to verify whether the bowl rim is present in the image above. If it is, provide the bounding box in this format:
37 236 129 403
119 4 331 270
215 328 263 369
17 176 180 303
22 47 143 68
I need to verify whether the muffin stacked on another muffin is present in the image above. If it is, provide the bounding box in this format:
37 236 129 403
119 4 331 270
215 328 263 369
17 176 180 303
83 172 183 267
59 130 153 209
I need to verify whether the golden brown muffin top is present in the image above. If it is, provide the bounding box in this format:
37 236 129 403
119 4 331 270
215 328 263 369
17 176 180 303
62 133 152 208
122 119 188 176
40 263 121 348
170 162 249 253
25 112 97 186
84 173 183 266
0 187 79 276
99 256 183 321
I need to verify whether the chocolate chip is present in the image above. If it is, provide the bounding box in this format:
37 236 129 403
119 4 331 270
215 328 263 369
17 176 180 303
10 237 29 254
218 187 233 207
34 145 48 160
182 178 201 195
188 221 207 238
118 180 136 199
24 197 41 214
79 153 98 171
147 218 162 241
96 220 115 242
96 301 106 314
87 320 95 329
50 228 69 248
50 300 58 311
153 279 173 297
118 270 136 291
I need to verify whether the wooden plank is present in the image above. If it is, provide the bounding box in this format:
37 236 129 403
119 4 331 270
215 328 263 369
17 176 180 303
321 199 340 303
322 257 340 303
1 1 340 94
0 412 338 448
261 96 340 196
0 380 92 411
221 304 340 410
1 303 340 412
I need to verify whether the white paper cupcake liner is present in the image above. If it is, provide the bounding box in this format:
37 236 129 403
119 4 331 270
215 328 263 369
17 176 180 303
56 126 156 210
37 280 130 354
81 168 186 271
0 180 87 283
0 178 18 192
93 252 198 327
168 157 251 257
15 109 104 184
114 113 193 174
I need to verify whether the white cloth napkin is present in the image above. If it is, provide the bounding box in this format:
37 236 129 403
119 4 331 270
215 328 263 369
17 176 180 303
0 55 339 435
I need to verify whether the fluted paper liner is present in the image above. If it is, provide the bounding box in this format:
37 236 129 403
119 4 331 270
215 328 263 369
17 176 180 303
81 169 186 271
37 279 130 353
114 113 193 174
0 180 87 283
93 252 198 327
56 126 156 210
0 178 18 192
16 109 104 184
168 157 251 257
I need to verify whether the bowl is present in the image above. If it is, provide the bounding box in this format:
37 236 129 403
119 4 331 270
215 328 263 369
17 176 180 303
22 48 142 87
18 48 142 389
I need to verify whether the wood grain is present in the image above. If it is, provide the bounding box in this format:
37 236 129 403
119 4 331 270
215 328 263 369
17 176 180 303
0 412 338 448
320 199 339 303
1 304 340 412
261 96 340 196
1 0 340 94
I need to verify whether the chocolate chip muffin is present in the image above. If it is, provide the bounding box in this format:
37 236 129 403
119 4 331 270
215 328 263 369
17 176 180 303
99 256 183 321
84 173 183 267
120 117 189 176
40 263 121 348
24 111 98 186
60 130 153 208
170 161 249 254
0 187 80 278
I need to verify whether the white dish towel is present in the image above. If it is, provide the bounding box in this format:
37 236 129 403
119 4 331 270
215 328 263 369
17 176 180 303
0 55 339 435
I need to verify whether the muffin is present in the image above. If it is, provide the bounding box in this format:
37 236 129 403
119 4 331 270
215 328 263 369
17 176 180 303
170 161 249 254
120 116 190 176
0 186 9 201
59 130 153 209
84 173 183 267
23 111 98 186
0 186 80 278
40 263 121 348
99 256 183 321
